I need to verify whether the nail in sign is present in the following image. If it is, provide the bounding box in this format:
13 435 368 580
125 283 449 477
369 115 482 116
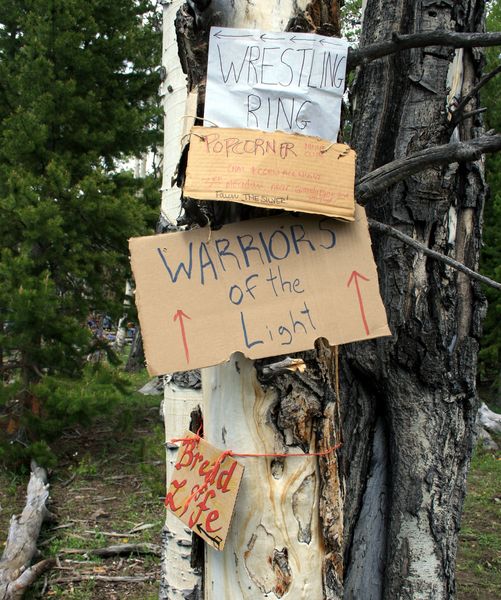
165 433 244 551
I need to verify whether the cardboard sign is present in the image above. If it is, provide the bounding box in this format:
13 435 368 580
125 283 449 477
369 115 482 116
165 433 244 551
129 207 390 375
204 27 348 141
184 127 355 220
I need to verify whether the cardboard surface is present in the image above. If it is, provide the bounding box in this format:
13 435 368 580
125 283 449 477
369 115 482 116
184 127 356 220
204 27 348 141
129 207 390 375
165 433 244 551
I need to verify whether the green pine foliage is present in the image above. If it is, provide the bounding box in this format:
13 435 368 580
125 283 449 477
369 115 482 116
341 0 363 41
30 364 132 438
0 0 161 463
479 1 501 397
0 363 142 467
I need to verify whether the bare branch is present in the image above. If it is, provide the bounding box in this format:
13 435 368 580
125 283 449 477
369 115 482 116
368 219 501 291
451 64 501 124
10 559 56 596
348 31 501 70
456 107 487 122
0 464 52 599
0 362 22 373
49 575 156 585
356 134 501 203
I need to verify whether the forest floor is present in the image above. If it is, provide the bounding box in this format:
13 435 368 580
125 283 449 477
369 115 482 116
456 390 501 600
0 368 164 599
0 367 500 599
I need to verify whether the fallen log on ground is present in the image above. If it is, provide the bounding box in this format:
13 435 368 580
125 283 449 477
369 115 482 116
59 543 162 558
477 402 501 449
0 462 55 600
478 402 501 434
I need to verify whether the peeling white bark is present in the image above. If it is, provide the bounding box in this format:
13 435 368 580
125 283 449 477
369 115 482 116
210 0 310 31
203 354 324 600
200 2 330 598
161 383 203 599
161 0 195 224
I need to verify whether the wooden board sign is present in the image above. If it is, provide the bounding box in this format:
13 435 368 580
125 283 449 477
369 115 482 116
129 207 390 375
184 126 356 221
165 433 244 551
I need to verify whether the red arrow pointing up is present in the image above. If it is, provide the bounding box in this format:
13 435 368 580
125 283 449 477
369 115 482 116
173 309 191 364
347 271 370 336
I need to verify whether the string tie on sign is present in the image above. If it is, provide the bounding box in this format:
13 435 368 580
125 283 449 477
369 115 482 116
165 432 342 513
166 347 343 515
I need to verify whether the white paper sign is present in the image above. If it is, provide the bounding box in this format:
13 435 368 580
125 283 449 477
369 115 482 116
204 27 349 142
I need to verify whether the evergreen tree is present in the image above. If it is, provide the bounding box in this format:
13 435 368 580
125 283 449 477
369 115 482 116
0 0 161 449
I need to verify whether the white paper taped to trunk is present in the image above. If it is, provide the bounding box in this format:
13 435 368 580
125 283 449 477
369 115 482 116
129 207 391 375
204 27 348 142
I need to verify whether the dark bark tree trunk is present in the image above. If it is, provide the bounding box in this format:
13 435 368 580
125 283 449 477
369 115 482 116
125 327 145 373
343 1 487 597
160 0 492 598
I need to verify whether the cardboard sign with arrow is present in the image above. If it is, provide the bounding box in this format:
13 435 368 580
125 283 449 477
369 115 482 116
129 205 390 375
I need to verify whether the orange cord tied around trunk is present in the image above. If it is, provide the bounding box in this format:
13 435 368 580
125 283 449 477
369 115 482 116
167 347 343 512
166 434 342 513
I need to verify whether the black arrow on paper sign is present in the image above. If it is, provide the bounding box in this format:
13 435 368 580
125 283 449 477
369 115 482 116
260 33 285 42
213 30 254 39
320 38 343 47
196 523 223 550
289 35 303 44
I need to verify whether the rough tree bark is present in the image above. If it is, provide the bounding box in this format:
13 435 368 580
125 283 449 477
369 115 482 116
344 0 488 598
159 0 495 598
125 327 145 373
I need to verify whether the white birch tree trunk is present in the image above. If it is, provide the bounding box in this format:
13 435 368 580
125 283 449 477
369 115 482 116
160 2 202 598
201 3 333 597
113 315 127 352
203 354 325 600
162 382 203 599
160 2 343 599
